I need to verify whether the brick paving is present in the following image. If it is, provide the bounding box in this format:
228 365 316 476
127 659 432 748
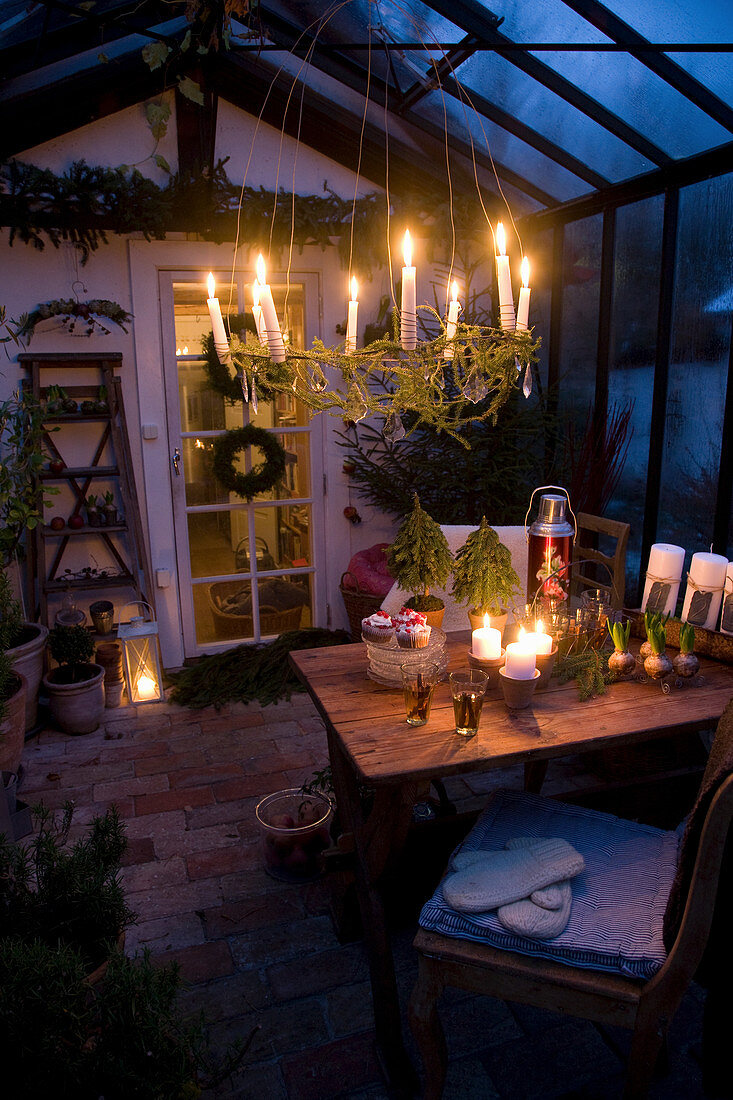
17 693 707 1099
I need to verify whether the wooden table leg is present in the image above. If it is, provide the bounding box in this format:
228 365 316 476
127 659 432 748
327 727 419 1096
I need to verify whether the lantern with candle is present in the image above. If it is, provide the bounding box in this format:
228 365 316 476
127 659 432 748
451 517 521 635
118 603 164 706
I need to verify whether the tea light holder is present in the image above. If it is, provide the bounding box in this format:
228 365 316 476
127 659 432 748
467 648 506 691
499 667 541 710
534 646 558 689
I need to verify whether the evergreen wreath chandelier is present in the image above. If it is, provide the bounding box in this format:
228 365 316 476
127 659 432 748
205 1 542 442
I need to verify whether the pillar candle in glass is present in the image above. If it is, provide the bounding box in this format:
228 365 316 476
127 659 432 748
495 222 516 331
515 257 531 332
400 229 417 352
346 277 359 353
206 273 230 364
719 562 733 635
443 280 460 360
503 639 536 680
641 543 685 616
255 254 286 363
681 551 728 631
472 614 501 660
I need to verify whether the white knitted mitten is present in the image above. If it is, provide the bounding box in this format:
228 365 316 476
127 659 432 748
442 838 585 913
498 838 577 939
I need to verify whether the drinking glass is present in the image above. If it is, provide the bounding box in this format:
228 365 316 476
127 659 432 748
449 669 489 738
401 662 441 726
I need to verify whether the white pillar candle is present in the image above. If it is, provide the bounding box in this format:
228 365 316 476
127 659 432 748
525 621 553 655
720 562 733 635
681 551 728 631
443 281 460 360
206 273 230 364
472 614 501 660
346 277 359 354
400 229 417 352
255 254 286 363
641 543 685 617
495 222 516 331
516 257 531 332
251 283 267 345
503 639 537 680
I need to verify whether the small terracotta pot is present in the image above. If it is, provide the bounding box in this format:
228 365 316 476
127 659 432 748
499 667 540 710
468 608 508 637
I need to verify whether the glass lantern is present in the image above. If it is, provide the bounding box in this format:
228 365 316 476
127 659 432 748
118 602 164 705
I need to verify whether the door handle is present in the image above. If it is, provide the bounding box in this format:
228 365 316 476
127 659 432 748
172 447 181 476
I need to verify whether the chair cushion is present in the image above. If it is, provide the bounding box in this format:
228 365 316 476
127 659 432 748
342 544 394 598
418 789 680 980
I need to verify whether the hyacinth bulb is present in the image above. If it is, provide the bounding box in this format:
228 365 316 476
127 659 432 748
383 411 406 443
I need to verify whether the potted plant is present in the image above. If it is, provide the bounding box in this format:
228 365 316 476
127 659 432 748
387 493 452 628
42 624 105 734
643 621 673 681
102 490 117 525
0 649 26 776
94 384 110 414
451 517 521 634
86 494 101 526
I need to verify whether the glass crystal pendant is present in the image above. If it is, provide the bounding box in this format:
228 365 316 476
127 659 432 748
383 410 406 442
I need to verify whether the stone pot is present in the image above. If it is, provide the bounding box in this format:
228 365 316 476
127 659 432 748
0 672 27 774
42 663 105 735
7 621 48 730
468 608 508 637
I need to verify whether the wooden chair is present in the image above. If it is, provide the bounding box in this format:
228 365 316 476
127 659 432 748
409 703 733 1099
572 512 630 610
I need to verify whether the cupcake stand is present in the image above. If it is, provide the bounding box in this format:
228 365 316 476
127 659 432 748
363 630 448 686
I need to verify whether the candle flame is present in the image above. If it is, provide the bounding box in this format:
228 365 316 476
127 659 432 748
521 256 530 288
518 625 525 639
496 222 507 257
252 282 260 307
451 280 459 304
351 276 358 302
256 253 266 285
207 272 216 299
483 612 490 630
403 229 412 268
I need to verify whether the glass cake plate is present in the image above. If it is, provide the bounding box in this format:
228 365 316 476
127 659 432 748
362 629 448 687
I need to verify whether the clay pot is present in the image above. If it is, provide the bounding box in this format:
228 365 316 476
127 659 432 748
7 622 48 730
419 606 445 630
468 608 508 637
42 663 105 734
0 672 27 774
608 649 636 677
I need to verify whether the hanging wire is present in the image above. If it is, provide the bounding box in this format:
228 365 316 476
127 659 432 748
347 5 373 287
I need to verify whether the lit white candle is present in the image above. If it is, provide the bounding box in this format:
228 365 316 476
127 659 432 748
516 257 531 332
720 562 733 635
136 674 158 701
443 280 460 360
400 229 417 352
503 638 536 680
495 223 516 331
206 273 230 364
346 276 359 354
641 543 685 617
681 551 728 631
251 282 267 345
525 620 553 655
472 613 501 660
255 254 286 363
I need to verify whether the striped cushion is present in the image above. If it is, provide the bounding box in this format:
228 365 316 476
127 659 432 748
418 789 680 980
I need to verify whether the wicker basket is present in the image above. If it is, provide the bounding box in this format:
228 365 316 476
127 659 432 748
208 580 303 641
339 571 386 642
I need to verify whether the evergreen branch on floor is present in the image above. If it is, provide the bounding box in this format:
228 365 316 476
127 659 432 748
168 628 351 709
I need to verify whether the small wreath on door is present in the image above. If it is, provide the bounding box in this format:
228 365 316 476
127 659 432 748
212 426 287 501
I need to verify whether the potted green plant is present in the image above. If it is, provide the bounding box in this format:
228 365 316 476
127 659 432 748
387 493 452 628
451 517 521 633
86 493 101 526
42 624 105 734
102 490 117 525
94 384 110 414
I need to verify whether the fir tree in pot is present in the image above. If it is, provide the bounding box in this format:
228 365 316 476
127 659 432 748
43 624 105 734
451 517 521 634
387 494 452 628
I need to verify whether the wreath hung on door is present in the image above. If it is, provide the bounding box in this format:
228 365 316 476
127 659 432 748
212 425 286 501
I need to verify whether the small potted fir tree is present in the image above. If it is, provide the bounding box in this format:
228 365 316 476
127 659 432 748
42 625 105 734
387 493 452 628
451 517 520 634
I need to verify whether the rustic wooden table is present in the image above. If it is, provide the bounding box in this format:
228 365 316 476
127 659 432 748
290 632 733 1095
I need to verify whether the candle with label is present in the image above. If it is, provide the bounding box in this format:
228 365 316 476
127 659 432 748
719 562 733 635
471 614 502 660
516 257 531 332
346 277 359 353
400 229 417 351
443 281 460 360
495 222 516 331
206 273 230 364
255 254 286 363
681 551 728 631
641 543 685 616
503 638 537 680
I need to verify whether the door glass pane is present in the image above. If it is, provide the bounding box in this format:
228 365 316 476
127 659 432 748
257 574 312 636
194 572 313 644
173 281 237 353
187 509 248 578
255 504 311 567
178 359 227 433
252 432 311 501
251 392 311 429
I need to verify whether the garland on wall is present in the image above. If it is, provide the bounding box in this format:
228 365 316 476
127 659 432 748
18 299 133 340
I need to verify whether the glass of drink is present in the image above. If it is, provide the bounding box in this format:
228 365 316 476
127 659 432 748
401 662 441 726
449 669 489 738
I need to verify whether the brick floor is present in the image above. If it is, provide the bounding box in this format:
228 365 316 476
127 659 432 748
17 693 708 1099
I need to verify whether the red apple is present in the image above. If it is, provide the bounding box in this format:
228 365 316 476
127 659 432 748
49 516 65 531
48 459 64 475
68 514 84 529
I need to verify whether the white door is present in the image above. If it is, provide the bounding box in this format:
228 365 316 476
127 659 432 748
159 268 325 656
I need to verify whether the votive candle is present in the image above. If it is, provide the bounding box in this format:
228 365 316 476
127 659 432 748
525 621 553 655
472 614 501 660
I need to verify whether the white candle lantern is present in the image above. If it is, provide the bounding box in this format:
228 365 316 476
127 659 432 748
443 280 460 360
206 273 231 364
681 552 728 632
346 276 359 354
503 638 536 680
118 603 164 706
720 562 733 635
495 223 516 331
641 543 685 617
472 613 501 660
516 257 531 332
255 254 286 363
400 229 417 352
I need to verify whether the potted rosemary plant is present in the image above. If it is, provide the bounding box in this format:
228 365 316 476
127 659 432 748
42 624 105 734
451 517 521 633
387 493 452 628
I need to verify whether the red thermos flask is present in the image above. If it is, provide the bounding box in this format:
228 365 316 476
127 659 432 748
526 490 575 607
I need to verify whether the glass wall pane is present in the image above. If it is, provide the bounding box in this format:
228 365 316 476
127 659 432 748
657 174 733 562
255 504 311 567
607 196 664 597
178 360 227 433
558 216 602 424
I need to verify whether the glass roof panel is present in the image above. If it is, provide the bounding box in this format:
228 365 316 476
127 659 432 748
473 0 612 44
609 0 733 43
665 52 733 107
454 51 654 181
535 48 731 158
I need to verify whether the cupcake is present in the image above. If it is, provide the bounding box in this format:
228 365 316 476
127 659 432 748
361 610 396 645
396 623 431 649
393 606 427 630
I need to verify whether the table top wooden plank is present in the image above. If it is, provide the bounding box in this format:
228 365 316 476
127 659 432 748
290 633 733 787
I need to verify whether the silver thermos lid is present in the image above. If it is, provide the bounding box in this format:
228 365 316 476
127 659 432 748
529 494 574 538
